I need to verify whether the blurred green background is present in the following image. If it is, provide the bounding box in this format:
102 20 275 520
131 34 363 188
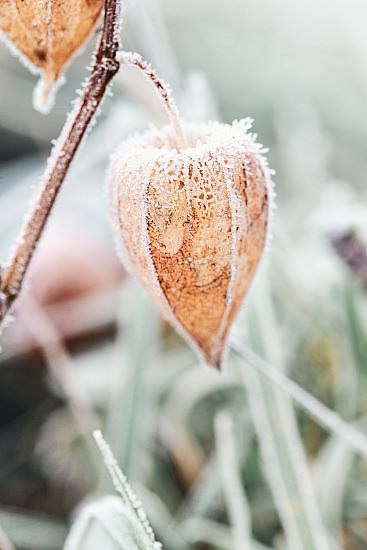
1 0 367 548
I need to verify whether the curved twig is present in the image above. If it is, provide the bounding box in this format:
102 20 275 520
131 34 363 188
118 51 187 148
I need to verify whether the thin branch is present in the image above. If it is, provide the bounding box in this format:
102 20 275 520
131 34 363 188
117 51 187 149
230 337 367 457
0 0 122 328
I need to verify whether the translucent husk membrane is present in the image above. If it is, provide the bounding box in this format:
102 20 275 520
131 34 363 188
0 0 104 113
108 118 273 368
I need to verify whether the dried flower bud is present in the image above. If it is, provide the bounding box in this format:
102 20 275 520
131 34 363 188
107 119 273 368
0 0 103 112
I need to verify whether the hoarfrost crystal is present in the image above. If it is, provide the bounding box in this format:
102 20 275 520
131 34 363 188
107 119 273 368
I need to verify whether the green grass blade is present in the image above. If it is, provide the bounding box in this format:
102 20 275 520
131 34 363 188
105 287 158 476
214 411 252 550
236 278 330 549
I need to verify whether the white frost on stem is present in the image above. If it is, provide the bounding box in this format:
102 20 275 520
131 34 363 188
117 51 187 149
0 0 122 329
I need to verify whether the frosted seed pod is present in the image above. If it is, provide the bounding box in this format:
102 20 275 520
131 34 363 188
108 119 272 369
0 0 103 112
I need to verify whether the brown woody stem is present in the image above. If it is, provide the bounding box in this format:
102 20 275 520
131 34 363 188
118 51 187 149
0 0 121 328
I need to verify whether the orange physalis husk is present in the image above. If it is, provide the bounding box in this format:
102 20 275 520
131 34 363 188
107 119 274 369
0 0 103 113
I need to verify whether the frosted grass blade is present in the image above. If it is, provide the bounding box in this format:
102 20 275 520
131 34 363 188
93 430 162 550
105 288 158 476
314 437 353 535
64 496 140 550
214 411 252 550
231 339 367 458
235 279 330 549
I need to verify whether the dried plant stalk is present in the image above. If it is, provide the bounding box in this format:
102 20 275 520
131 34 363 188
108 112 272 368
0 0 121 329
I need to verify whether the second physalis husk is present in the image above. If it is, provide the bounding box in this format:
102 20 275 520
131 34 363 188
0 0 103 112
107 119 274 369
